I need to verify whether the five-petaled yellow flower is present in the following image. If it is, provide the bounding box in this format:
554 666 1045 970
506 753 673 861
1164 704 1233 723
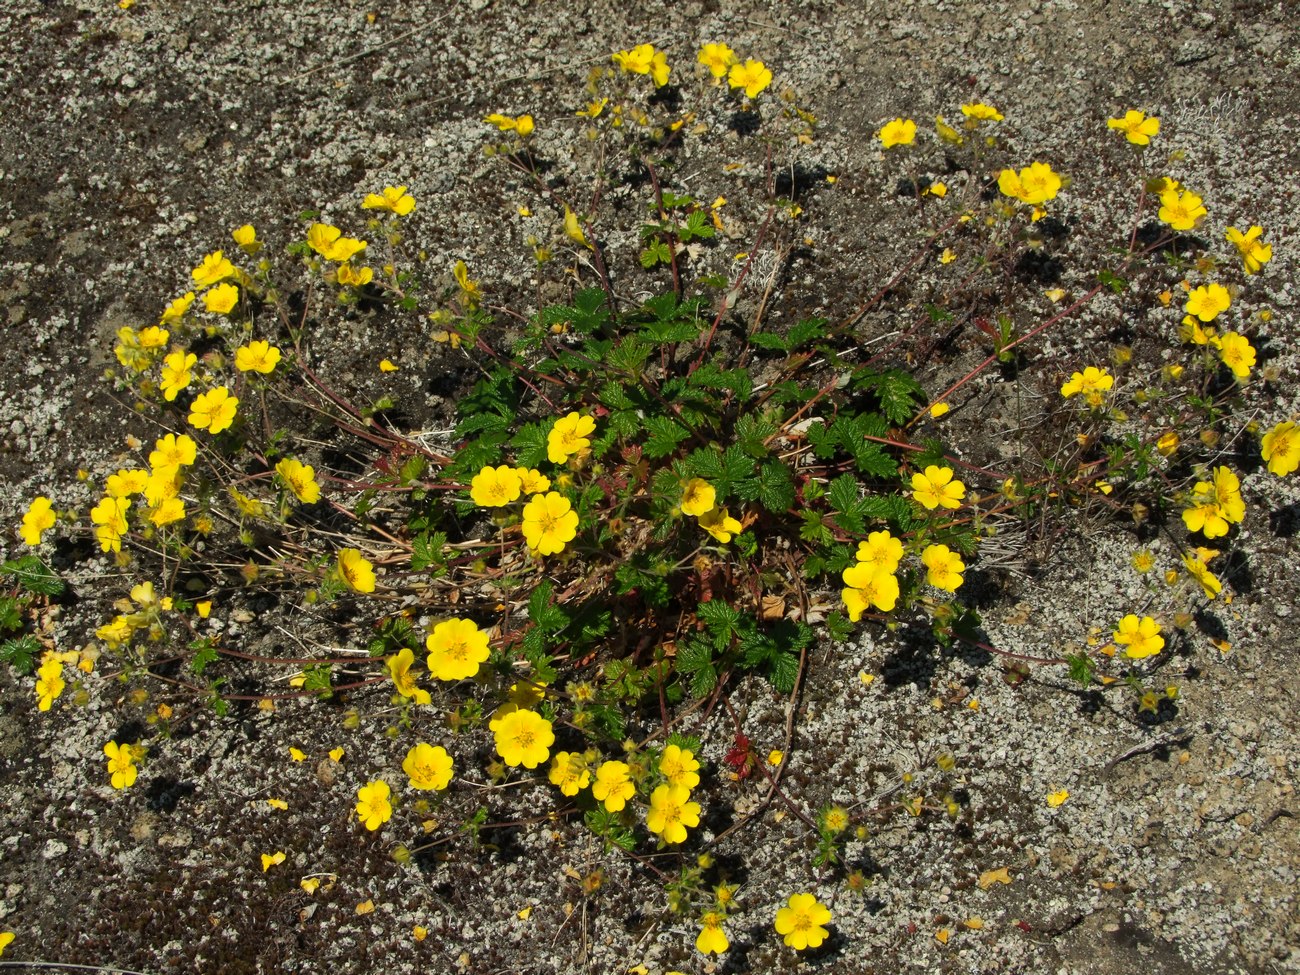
355 779 393 830
307 223 368 263
1224 225 1271 275
1060 366 1114 408
548 751 592 796
36 658 65 711
1261 420 1299 476
149 432 197 474
679 478 716 517
235 340 282 374
856 530 904 575
470 465 523 508
774 892 832 951
336 548 376 593
191 250 234 288
961 102 1003 121
362 185 416 216
425 617 491 681
275 458 321 504
202 283 239 315
878 118 916 148
999 162 1062 205
646 783 701 844
160 292 196 324
21 496 56 546
159 350 197 402
521 491 580 555
921 544 966 592
494 708 554 769
612 43 669 86
698 43 737 79
232 224 260 253
403 743 453 791
1217 331 1255 380
911 465 965 510
1182 549 1223 599
1157 187 1206 231
1112 614 1163 659
841 562 900 619
1107 109 1159 145
188 387 239 434
547 412 596 463
91 496 130 553
659 744 701 790
592 760 636 812
104 741 139 789
727 59 772 98
1184 283 1230 322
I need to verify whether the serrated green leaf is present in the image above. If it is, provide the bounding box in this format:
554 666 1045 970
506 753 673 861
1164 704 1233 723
1 557 64 597
510 421 551 469
643 416 690 459
748 332 789 351
411 532 447 572
0 634 39 675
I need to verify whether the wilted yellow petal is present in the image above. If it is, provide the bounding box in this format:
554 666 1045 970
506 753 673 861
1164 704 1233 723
289 747 306 762
935 928 950 944
356 900 375 915
329 747 344 763
267 798 289 810
413 925 428 941
260 851 285 872
963 917 985 930
379 359 399 372
978 867 1012 890
1046 789 1070 807
517 906 533 920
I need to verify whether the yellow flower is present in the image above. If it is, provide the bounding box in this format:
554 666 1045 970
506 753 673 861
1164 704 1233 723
21 496 56 546
697 507 742 544
1179 314 1217 346
232 224 261 254
191 250 234 288
1060 366 1114 405
137 326 169 350
1156 431 1179 457
361 185 416 216
727 59 772 98
355 779 393 831
548 751 592 796
36 661 65 711
547 412 595 463
336 548 376 593
960 102 1003 121
646 784 701 845
1112 614 1163 659
159 350 197 402
148 497 186 528
878 117 917 148
493 708 554 769
659 744 700 790
307 223 368 263
998 162 1062 205
697 911 729 955
1217 331 1255 380
91 496 130 553
592 760 635 812
403 743 453 791
202 283 240 315
855 530 904 575
159 292 196 324
1182 550 1223 599
275 458 321 504
1182 481 1229 538
1106 109 1159 145
339 263 375 288
149 433 197 473
774 892 832 951
146 470 182 507
1157 188 1207 231
1184 283 1230 322
188 386 239 434
386 648 431 704
514 467 550 495
679 478 716 517
910 465 965 510
1262 420 1299 476
425 617 490 681
562 206 591 250
698 43 737 78
612 43 669 86
921 544 966 592
521 491 580 556
469 465 523 507
841 562 900 618
104 741 138 789
1224 225 1272 275
235 340 282 374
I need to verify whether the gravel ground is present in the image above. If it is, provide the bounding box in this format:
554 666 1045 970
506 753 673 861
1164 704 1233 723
1 1 1298 972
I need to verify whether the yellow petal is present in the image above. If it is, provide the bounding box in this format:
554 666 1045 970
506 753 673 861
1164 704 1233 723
356 900 375 915
300 877 321 894
289 747 306 762
267 798 289 810
978 866 1012 890
517 906 533 920
329 747 345 763
379 359 399 372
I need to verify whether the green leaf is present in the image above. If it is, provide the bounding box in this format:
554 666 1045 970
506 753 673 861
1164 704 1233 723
302 663 333 697
753 460 796 512
190 640 219 675
640 241 671 268
510 421 551 469
825 611 853 642
0 634 39 675
854 368 926 425
527 581 569 633
748 332 790 352
799 509 832 545
827 474 863 516
608 336 652 376
0 596 21 634
770 650 801 694
0 557 64 597
411 531 447 573
786 317 828 349
643 416 690 459
675 638 717 696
